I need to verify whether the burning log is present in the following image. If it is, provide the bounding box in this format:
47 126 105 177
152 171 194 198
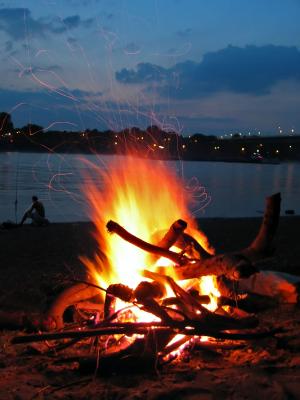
106 220 186 265
156 219 187 249
168 253 257 280
107 193 281 281
134 281 166 302
152 220 215 259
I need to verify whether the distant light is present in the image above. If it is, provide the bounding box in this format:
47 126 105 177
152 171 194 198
256 149 260 153
289 145 292 149
275 149 279 153
241 147 245 151
259 143 263 147
182 144 186 149
114 142 118 145
194 139 198 143
153 143 157 147
158 145 165 149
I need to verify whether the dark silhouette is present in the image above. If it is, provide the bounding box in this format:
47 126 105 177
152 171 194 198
20 196 49 226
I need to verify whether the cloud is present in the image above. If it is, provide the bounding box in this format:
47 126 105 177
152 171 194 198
0 87 100 110
0 86 104 130
116 62 168 84
0 8 94 40
62 15 81 29
0 8 47 40
115 45 300 98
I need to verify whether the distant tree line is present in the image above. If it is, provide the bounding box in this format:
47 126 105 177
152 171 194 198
1 112 300 161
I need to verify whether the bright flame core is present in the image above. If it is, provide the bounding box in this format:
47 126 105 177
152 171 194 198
81 155 219 311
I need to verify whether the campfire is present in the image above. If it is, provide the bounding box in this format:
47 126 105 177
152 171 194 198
12 157 282 374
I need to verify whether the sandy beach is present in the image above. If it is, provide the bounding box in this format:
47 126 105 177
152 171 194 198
1 217 300 399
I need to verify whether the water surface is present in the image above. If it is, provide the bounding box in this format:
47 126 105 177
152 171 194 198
0 152 299 222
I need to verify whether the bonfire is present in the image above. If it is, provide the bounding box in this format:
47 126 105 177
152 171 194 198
11 157 283 374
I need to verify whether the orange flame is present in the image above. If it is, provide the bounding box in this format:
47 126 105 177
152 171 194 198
80 155 218 312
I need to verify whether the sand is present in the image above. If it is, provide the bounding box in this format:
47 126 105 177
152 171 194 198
0 217 300 399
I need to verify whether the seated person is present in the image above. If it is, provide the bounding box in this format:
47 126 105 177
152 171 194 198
20 195 49 226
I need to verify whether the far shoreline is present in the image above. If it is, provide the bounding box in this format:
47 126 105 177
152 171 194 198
1 149 299 164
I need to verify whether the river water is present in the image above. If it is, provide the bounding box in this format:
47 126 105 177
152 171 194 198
0 152 299 223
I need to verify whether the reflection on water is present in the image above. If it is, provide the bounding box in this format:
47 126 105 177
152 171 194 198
0 152 299 222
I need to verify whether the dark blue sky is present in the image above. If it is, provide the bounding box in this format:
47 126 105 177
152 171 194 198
1 0 300 135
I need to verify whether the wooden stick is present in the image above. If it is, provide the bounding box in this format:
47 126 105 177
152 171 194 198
12 324 280 345
106 220 187 265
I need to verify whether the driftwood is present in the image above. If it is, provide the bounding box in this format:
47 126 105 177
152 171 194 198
44 283 103 330
107 193 281 281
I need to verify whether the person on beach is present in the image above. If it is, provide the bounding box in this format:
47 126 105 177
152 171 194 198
19 196 49 226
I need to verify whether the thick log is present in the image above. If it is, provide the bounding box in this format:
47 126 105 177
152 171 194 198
157 219 187 249
44 283 102 330
166 253 257 281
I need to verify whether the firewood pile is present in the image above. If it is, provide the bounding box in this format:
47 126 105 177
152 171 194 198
10 193 283 374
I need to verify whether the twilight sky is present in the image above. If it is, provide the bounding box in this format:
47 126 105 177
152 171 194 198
1 0 300 135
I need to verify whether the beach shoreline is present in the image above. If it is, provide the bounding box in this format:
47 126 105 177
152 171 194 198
1 217 300 399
